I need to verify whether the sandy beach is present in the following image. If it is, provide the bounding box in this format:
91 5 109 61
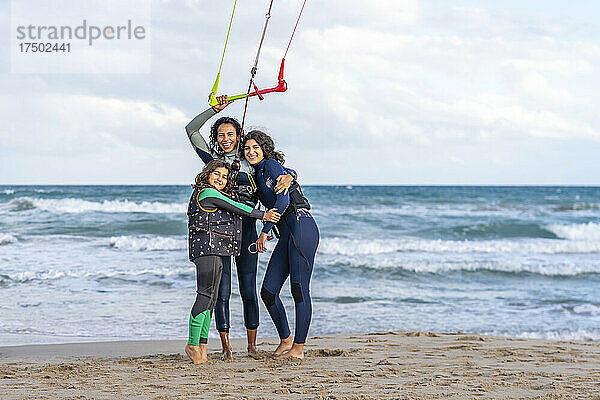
1 331 599 399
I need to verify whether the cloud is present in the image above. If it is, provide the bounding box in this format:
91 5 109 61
0 94 189 156
1 0 600 184
286 0 419 31
505 58 594 77
287 19 600 147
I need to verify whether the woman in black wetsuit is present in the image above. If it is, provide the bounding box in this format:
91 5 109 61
184 159 280 364
185 96 295 360
242 130 319 359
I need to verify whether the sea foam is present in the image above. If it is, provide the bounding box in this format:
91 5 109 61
330 258 600 276
0 265 194 286
572 304 600 316
9 197 185 214
318 237 600 256
515 328 600 342
546 222 600 241
0 234 18 245
4 269 68 283
109 235 185 251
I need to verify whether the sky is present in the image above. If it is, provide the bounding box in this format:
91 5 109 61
1 0 599 185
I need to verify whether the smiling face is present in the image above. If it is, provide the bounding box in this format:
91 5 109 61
207 167 228 191
216 123 237 153
244 139 264 166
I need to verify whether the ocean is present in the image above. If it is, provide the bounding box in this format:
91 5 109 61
1 185 599 346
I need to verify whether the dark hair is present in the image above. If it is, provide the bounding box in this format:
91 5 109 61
209 117 242 157
193 159 234 194
242 130 285 164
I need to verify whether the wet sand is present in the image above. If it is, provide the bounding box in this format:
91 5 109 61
1 331 600 399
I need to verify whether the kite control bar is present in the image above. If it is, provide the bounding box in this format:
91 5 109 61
208 58 288 107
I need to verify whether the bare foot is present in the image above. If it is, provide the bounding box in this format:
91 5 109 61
219 331 234 361
279 343 304 360
221 346 234 361
247 344 263 360
185 344 207 364
246 329 263 360
273 335 294 356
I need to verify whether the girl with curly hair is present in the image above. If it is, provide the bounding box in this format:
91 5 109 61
184 160 280 364
242 130 319 360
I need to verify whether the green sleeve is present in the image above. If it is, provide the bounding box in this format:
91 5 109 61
197 188 265 219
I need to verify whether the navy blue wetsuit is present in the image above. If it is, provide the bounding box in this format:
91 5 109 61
254 158 319 344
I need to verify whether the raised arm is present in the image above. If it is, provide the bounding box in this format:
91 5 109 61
184 96 233 164
185 107 216 164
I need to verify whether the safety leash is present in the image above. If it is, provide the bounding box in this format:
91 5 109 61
240 0 275 135
233 0 276 182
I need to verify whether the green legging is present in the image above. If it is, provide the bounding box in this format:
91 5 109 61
187 255 224 346
188 309 212 345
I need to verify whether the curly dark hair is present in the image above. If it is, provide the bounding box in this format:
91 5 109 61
209 116 242 157
193 159 234 194
241 130 285 165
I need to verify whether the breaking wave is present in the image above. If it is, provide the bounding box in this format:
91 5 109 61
8 197 185 214
546 222 600 241
0 233 18 245
109 235 185 251
0 266 194 287
514 328 600 342
318 236 600 256
323 258 600 276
